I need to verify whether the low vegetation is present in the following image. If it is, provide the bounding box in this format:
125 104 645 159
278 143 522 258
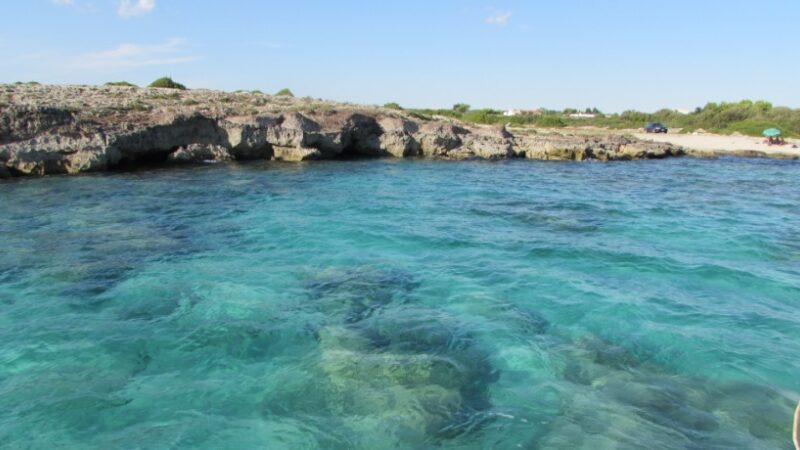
148 77 187 90
105 81 137 87
407 100 800 137
384 102 403 110
275 88 294 97
453 103 470 114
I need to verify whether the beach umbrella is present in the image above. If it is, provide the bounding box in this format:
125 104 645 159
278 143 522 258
762 128 782 137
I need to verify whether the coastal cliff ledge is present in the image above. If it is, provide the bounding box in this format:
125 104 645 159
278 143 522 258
0 84 685 178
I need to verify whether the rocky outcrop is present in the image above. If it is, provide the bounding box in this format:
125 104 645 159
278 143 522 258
273 146 321 162
168 143 232 163
517 134 683 161
378 117 420 157
0 84 691 178
416 123 469 157
684 148 799 160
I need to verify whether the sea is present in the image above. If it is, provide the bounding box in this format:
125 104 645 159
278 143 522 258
1 157 798 449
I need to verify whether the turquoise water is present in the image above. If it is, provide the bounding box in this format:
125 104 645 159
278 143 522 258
1 158 799 449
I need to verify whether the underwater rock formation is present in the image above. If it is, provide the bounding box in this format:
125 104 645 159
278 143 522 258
263 266 498 446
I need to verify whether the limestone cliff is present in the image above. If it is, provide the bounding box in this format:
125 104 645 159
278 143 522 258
0 84 684 178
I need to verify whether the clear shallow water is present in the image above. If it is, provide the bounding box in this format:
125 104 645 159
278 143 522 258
1 158 799 449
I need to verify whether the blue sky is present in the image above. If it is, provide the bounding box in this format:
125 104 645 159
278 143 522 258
2 0 799 112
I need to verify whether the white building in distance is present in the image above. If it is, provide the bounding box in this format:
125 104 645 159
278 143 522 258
503 109 543 117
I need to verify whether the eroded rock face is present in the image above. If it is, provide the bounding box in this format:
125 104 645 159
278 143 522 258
378 117 420 158
0 105 76 145
416 123 470 157
108 113 226 164
0 84 690 177
168 143 232 163
516 135 684 161
272 146 321 162
1 133 109 175
220 116 277 160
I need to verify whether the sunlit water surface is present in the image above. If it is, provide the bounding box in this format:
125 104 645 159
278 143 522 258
1 158 799 449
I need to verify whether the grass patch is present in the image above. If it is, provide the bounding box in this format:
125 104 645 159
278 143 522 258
122 101 152 112
105 81 137 87
148 77 187 90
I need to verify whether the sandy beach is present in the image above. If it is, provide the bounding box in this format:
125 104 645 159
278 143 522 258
634 131 800 157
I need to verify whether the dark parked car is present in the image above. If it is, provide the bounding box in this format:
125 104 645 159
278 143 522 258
645 122 668 133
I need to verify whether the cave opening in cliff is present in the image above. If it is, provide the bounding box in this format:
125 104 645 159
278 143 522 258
336 144 378 160
112 148 177 171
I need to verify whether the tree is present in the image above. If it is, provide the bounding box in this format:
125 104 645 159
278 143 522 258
453 103 470 114
148 77 186 90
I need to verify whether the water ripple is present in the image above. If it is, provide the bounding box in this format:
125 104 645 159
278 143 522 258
1 158 799 449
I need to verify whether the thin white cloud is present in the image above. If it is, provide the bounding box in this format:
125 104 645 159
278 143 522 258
51 0 74 5
76 38 196 68
118 0 155 18
486 11 512 27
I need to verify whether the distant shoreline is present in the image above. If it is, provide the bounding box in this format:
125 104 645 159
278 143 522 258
1 84 797 179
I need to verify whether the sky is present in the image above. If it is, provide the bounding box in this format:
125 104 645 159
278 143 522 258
2 0 799 112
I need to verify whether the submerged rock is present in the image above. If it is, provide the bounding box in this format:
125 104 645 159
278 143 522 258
553 333 796 449
263 266 497 445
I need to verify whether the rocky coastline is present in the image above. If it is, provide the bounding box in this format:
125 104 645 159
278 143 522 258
2 83 690 178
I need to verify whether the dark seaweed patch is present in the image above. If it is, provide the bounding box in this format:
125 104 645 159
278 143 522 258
305 267 420 324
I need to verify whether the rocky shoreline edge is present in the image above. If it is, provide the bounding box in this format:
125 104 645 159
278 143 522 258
0 84 792 179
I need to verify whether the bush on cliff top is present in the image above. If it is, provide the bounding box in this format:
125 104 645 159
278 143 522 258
384 102 403 110
148 77 187 90
453 103 470 114
275 88 294 97
106 81 137 87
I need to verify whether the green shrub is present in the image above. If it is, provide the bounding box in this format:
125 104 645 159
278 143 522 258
453 103 470 114
148 77 187 90
123 101 152 112
534 115 567 128
105 81 137 87
462 109 494 124
275 88 294 97
407 111 433 121
25 81 41 85
384 102 403 110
